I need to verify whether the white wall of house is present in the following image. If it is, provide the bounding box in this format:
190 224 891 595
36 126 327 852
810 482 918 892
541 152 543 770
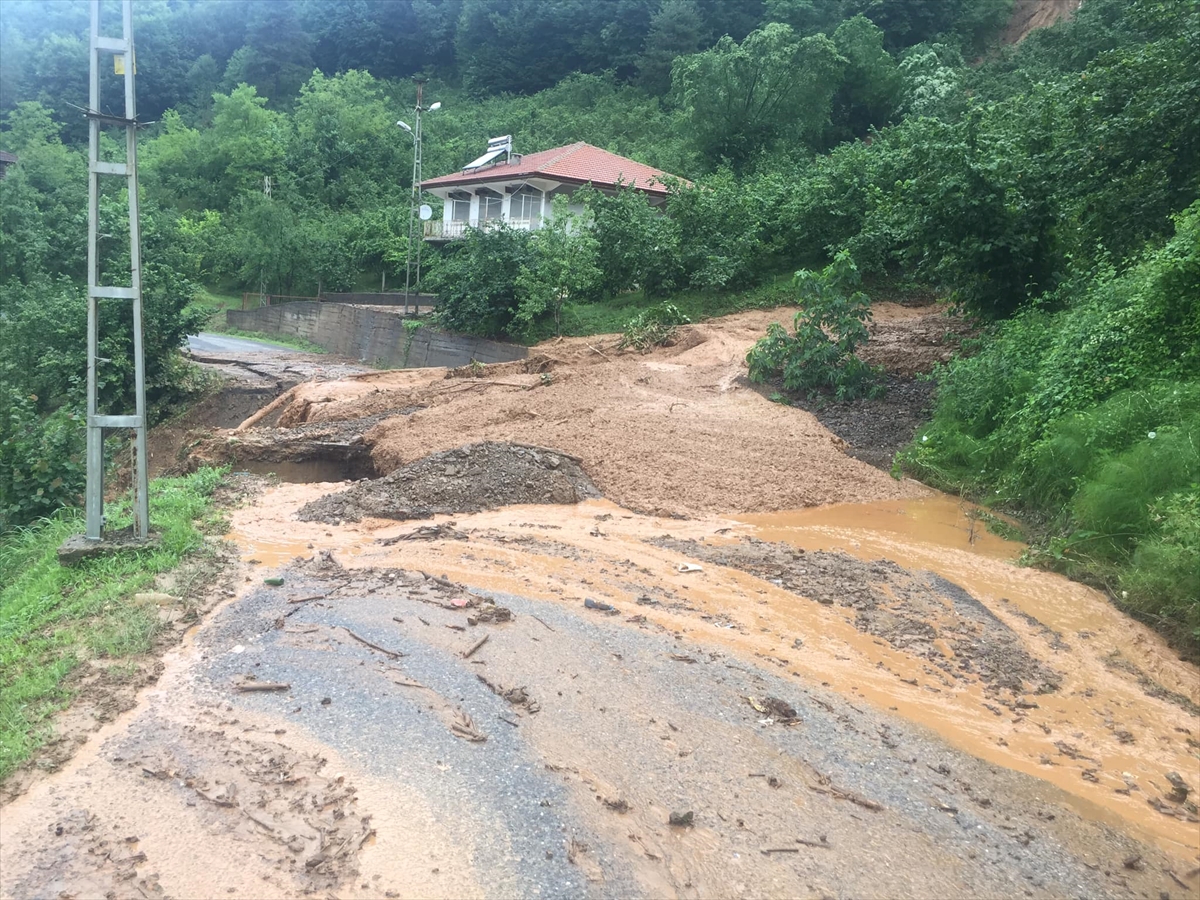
426 178 663 239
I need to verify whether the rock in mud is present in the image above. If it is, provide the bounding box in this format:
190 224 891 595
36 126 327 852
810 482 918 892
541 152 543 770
297 442 599 524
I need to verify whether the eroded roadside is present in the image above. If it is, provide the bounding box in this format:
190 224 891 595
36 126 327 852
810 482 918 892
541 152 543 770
3 307 1198 899
1 489 1191 900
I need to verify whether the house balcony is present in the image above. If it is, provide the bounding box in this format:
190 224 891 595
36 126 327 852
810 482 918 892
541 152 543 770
423 217 545 242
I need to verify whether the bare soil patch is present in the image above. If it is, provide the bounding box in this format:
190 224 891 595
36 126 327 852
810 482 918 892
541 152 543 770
298 441 599 524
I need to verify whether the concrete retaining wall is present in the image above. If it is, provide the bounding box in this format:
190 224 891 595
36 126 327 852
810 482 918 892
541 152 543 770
226 302 527 368
318 292 439 307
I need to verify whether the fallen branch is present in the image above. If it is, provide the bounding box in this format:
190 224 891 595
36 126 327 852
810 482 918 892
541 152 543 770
234 681 292 693
343 628 404 659
761 847 799 855
1166 870 1190 891
796 838 832 849
586 343 612 361
530 614 556 632
808 783 883 812
288 593 326 604
463 634 489 659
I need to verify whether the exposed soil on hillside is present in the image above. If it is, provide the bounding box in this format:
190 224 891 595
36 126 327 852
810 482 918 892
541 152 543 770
1002 0 1083 45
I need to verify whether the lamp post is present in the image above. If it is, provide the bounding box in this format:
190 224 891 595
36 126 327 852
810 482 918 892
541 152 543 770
398 78 440 316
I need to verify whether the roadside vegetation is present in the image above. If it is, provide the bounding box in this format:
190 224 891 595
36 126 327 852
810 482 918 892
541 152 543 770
0 467 226 780
1 0 1195 646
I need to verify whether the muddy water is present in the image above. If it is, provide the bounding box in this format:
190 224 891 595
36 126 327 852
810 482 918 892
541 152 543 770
226 486 1200 863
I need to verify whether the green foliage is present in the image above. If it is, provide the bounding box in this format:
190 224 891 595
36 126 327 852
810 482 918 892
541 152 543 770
513 198 602 339
0 395 84 531
746 252 882 399
0 467 225 779
427 225 535 338
902 206 1200 647
617 302 691 352
1123 490 1200 638
672 23 846 169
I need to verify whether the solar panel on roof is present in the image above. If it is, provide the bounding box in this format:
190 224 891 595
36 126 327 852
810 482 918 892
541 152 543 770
463 148 506 171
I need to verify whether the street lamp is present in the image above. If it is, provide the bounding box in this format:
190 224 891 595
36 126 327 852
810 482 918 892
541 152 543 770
401 79 440 315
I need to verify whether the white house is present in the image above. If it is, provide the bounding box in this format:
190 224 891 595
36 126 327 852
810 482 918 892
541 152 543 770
420 137 683 241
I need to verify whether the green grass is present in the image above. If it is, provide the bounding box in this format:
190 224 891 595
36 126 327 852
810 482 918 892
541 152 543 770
189 287 243 329
222 327 328 355
0 468 227 780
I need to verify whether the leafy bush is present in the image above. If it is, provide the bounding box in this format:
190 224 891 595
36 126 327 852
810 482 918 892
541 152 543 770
746 252 882 400
426 225 534 338
617 302 691 353
0 394 84 531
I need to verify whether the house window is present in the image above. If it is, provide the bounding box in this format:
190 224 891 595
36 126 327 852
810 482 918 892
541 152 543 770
510 187 542 223
450 198 470 222
479 192 502 221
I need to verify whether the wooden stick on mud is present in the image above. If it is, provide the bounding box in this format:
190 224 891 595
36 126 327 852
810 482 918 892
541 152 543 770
463 634 489 659
234 682 291 692
288 593 326 604
343 628 404 659
530 614 556 632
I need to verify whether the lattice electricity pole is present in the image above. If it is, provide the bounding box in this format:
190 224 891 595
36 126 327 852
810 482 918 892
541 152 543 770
85 0 149 540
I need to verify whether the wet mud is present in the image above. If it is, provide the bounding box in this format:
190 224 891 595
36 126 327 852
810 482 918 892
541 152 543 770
649 535 1061 697
298 442 599 524
5 307 1199 899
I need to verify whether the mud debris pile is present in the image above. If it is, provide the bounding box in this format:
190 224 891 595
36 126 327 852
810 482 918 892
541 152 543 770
653 535 1062 698
298 441 599 524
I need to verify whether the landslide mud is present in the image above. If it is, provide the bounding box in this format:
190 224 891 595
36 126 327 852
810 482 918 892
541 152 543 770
298 441 599 523
190 304 941 517
648 535 1062 697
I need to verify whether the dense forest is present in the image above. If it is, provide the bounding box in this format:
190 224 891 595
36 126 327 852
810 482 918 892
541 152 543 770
0 0 1196 642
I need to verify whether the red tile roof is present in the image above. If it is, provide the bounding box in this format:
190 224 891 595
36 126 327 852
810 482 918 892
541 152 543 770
422 142 684 195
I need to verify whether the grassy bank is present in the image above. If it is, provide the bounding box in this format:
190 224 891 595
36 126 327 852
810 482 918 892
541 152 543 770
0 468 228 780
899 207 1200 657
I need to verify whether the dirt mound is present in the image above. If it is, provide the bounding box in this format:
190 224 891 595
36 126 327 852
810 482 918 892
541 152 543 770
298 441 600 524
652 535 1062 697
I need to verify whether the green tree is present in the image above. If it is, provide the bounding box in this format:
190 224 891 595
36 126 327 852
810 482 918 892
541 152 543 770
746 251 881 400
637 0 705 96
672 23 845 169
513 198 601 337
827 15 901 143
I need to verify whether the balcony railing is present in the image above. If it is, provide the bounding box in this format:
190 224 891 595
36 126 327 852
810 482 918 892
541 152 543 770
424 216 545 240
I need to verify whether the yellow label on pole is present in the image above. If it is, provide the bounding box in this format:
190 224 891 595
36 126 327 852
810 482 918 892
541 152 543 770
113 52 136 75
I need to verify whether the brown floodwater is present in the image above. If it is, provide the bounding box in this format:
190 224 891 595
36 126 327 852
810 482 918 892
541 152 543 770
227 487 1200 861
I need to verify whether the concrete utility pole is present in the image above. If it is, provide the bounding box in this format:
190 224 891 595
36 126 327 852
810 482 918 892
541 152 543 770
84 0 149 540
399 78 439 315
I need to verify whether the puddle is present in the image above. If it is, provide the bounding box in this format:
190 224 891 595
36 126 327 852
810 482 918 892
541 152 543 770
237 456 375 483
226 485 1200 860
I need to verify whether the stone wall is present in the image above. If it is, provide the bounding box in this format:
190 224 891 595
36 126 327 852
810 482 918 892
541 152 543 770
226 302 527 368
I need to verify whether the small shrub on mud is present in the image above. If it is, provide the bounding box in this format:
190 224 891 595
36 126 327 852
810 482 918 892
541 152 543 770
618 302 690 353
746 251 883 400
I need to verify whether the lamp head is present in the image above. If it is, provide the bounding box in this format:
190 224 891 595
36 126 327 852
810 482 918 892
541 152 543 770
428 101 442 111
396 120 412 133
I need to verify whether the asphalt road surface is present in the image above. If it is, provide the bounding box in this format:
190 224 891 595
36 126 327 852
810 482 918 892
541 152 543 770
187 332 296 354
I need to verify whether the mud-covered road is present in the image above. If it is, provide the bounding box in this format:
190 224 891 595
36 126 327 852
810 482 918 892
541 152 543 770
3 305 1198 899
